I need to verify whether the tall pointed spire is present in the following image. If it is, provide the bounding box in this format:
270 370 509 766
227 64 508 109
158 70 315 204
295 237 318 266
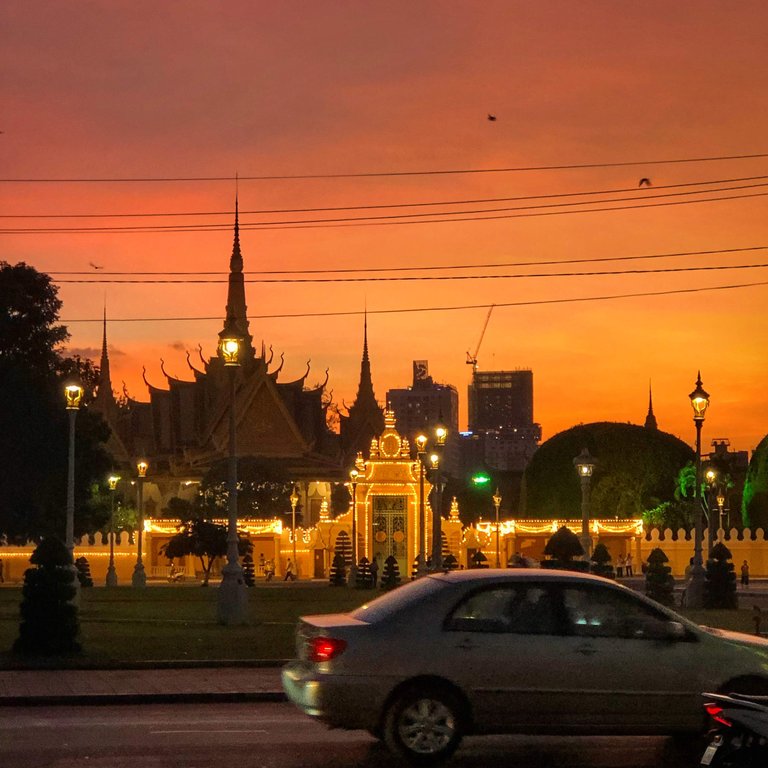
93 303 116 412
357 308 375 406
219 195 254 363
644 380 658 430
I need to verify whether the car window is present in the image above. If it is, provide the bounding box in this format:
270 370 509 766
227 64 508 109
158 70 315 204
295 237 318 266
561 586 674 640
446 584 559 635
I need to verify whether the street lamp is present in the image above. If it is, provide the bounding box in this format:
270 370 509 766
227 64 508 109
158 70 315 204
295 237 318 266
574 447 596 560
705 468 717 556
217 333 248 625
349 468 359 586
132 459 148 588
687 371 710 609
493 488 502 568
106 474 120 586
290 487 299 577
415 434 428 577
64 383 83 556
430 420 448 571
64 382 83 593
717 492 726 534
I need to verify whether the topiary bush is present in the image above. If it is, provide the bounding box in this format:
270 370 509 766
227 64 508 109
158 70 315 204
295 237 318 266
380 555 401 591
242 553 256 587
542 526 588 571
645 547 675 606
704 542 738 609
14 537 81 656
590 542 615 578
470 550 489 569
356 557 372 589
75 556 93 588
329 552 347 586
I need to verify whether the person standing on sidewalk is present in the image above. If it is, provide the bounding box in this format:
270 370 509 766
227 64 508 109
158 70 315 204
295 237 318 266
741 560 750 589
284 558 297 582
625 552 633 577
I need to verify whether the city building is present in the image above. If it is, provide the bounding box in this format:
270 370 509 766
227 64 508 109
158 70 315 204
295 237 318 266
464 368 541 472
386 360 459 443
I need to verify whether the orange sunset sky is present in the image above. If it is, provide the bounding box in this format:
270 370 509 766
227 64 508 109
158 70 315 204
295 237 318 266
2 2 767 452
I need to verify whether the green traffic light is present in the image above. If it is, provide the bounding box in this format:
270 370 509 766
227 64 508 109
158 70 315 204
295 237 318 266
472 473 491 486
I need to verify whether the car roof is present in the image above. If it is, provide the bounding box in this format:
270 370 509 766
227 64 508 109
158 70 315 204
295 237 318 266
427 568 620 586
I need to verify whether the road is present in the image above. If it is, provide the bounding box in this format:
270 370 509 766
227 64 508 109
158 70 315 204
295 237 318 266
0 701 700 767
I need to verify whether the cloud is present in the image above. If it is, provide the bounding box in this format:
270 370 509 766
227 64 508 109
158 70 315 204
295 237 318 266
169 341 186 351
66 345 125 360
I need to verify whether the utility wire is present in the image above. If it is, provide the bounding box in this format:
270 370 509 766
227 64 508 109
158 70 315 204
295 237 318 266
4 151 768 183
52 262 768 285
60 280 768 323
5 174 768 219
46 245 768 276
4 185 768 234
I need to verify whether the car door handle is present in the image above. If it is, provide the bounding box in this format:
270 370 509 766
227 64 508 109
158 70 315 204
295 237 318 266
575 643 598 656
454 639 476 651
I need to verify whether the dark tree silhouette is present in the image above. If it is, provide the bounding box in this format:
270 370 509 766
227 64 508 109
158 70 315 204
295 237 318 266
75 556 93 587
381 555 401 590
329 552 347 586
14 537 80 656
590 542 615 578
645 547 675 606
704 542 738 609
242 553 256 587
543 526 586 571
356 556 372 589
470 550 489 569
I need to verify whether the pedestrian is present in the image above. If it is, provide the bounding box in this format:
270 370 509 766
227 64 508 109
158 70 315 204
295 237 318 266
616 554 625 578
625 552 633 577
265 558 275 581
284 558 297 582
741 560 750 589
258 553 266 576
370 555 379 588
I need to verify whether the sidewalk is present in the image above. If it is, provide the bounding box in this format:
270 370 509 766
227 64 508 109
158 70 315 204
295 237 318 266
0 665 286 706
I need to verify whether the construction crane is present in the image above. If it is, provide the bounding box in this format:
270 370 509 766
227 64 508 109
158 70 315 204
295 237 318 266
466 304 495 373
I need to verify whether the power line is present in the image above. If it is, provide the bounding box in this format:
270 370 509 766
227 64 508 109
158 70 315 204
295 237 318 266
5 174 768 219
46 245 768 276
59 280 768 323
5 185 768 234
4 151 768 183
52 262 768 285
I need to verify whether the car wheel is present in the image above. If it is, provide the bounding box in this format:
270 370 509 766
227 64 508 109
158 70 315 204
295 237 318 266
383 685 464 764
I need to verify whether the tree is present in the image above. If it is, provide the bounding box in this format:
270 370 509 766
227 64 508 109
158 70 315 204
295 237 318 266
380 555 402 590
198 457 294 520
14 537 80 656
544 526 584 563
645 547 675 606
704 542 738 609
329 552 347 586
590 542 615 578
160 519 252 586
0 262 112 541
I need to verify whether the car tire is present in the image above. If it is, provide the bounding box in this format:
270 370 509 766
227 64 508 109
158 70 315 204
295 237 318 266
383 685 464 765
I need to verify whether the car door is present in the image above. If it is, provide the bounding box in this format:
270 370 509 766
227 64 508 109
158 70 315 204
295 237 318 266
555 583 704 731
441 581 584 731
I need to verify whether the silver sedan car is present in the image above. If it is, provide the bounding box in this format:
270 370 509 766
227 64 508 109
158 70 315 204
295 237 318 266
282 569 768 763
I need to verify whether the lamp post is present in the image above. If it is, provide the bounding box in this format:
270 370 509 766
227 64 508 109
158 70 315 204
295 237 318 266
493 488 502 568
349 468 359 586
415 434 428 577
106 474 120 587
705 468 717 556
430 421 448 571
687 371 710 609
131 459 148 588
64 383 83 594
290 487 299 577
217 333 248 625
574 447 596 560
64 383 83 564
717 492 726 534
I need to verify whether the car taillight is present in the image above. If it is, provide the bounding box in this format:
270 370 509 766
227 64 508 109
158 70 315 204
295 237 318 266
705 702 732 727
308 636 347 662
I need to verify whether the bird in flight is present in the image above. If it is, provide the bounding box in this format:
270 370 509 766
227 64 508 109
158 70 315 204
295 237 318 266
487 113 497 121
89 261 104 269
639 178 652 187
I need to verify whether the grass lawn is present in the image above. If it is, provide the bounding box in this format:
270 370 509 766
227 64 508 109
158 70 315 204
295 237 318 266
0 582 762 669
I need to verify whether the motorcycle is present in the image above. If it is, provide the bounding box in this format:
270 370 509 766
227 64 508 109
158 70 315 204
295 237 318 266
700 691 768 766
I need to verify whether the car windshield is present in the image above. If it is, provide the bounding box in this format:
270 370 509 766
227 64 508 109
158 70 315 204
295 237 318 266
349 575 447 623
